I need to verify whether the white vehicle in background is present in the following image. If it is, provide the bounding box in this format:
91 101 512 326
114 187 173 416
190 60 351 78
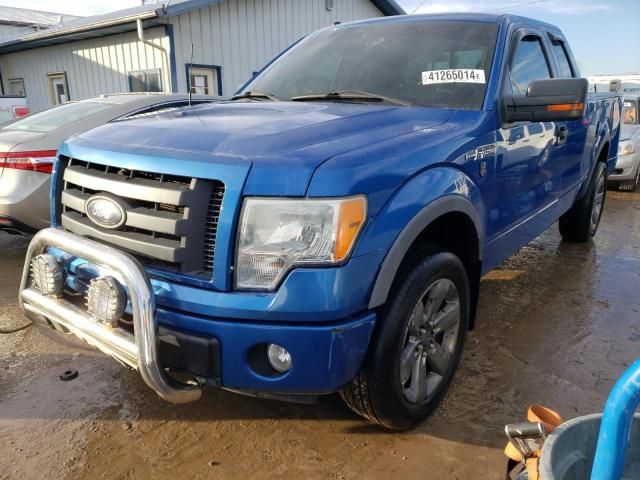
588 74 640 95
0 95 30 124
609 95 640 191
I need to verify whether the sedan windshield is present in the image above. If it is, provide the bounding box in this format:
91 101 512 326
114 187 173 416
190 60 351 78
3 101 113 133
243 20 499 110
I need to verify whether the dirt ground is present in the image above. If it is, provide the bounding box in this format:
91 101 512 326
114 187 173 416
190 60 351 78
1 190 639 480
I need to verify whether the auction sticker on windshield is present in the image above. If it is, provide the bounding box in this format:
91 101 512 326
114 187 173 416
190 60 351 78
422 69 486 85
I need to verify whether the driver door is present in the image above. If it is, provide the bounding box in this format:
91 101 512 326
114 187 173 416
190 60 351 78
491 31 561 243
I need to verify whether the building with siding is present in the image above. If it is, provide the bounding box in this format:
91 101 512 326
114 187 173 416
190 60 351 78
0 0 403 112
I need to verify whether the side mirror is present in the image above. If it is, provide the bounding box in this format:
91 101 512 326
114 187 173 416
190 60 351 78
502 78 588 123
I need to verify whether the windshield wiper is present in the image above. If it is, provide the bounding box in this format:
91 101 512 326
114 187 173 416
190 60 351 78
230 90 280 101
290 90 411 106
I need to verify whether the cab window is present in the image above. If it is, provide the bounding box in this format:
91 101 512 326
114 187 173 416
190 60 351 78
550 40 574 78
507 35 551 95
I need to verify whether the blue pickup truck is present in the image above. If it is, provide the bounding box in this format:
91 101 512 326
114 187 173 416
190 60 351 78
19 13 621 429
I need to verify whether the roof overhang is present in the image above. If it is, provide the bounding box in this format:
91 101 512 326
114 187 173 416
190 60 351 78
0 10 160 54
0 0 403 54
370 0 404 15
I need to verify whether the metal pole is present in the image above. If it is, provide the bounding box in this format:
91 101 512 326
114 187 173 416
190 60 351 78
136 18 170 93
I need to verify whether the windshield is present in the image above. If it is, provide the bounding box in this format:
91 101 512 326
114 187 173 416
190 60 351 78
243 20 499 110
623 100 638 125
3 101 113 133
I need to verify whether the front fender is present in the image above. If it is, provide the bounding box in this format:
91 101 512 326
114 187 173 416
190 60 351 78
353 166 486 309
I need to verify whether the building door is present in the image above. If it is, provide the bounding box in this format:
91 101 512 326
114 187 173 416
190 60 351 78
188 67 219 95
48 73 69 105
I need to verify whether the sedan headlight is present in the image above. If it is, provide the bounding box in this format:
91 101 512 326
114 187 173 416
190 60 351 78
235 196 367 290
618 140 636 156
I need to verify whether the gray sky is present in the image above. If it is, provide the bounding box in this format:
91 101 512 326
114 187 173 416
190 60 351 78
403 0 639 75
3 0 142 16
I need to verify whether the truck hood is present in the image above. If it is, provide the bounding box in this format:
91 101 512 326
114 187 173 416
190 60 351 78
69 101 452 195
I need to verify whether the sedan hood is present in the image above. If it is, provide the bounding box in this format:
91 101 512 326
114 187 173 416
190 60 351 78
69 101 452 195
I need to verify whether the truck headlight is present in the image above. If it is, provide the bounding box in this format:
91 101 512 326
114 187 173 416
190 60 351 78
235 196 367 290
618 141 635 156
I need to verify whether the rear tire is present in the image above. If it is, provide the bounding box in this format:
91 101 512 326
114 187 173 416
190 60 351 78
341 249 469 430
559 162 607 242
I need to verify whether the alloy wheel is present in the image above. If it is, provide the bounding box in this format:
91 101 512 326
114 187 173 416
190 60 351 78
590 171 606 234
400 278 461 404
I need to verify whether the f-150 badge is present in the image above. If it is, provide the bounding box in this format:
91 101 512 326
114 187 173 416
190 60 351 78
465 144 495 177
465 144 496 161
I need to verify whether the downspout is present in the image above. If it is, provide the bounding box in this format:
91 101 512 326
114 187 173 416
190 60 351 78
136 18 171 92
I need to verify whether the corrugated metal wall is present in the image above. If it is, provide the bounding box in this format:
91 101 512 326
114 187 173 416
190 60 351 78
0 27 169 112
0 0 384 111
170 0 383 95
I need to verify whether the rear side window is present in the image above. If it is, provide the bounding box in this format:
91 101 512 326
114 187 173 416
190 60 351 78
2 102 112 133
550 41 574 78
507 36 551 95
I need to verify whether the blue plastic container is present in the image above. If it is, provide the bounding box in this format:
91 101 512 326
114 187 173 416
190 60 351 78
539 413 640 479
539 358 640 480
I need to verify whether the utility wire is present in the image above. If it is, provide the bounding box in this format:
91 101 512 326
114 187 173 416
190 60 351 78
411 0 549 15
411 0 428 14
487 0 549 12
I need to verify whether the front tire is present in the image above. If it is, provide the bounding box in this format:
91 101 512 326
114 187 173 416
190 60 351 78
341 250 469 430
559 162 607 242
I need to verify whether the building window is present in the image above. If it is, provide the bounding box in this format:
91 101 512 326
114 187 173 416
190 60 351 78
185 65 222 96
7 78 25 96
47 72 69 105
128 69 163 93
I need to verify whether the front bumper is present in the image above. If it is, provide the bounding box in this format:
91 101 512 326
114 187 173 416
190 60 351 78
20 228 201 403
19 228 376 401
609 152 640 182
0 169 50 231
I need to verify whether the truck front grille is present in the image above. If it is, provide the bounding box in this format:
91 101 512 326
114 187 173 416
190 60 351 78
57 156 225 278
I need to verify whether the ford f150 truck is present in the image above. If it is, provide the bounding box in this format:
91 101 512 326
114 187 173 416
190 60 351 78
18 13 621 430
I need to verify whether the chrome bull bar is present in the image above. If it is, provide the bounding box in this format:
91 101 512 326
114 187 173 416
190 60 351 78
18 227 201 404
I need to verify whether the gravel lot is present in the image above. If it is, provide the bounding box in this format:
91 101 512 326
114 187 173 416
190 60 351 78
1 190 639 480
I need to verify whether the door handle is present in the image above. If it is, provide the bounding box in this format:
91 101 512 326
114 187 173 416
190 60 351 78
555 125 568 145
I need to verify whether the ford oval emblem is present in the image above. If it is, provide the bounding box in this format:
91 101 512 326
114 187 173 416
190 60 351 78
85 195 127 229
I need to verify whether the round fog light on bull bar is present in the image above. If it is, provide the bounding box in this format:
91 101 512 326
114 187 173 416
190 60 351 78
267 343 292 373
86 276 127 326
31 253 64 297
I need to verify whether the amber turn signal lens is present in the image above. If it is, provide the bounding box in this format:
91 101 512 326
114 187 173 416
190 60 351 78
335 197 367 261
546 102 584 112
